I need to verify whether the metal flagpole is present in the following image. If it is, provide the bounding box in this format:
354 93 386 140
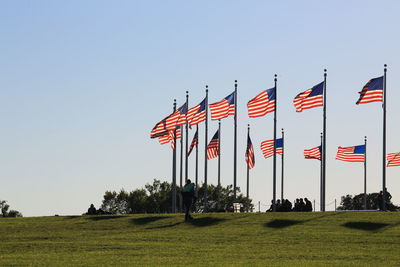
172 99 177 213
234 80 238 200
273 74 277 212
195 125 199 188
364 136 367 210
382 64 387 211
320 132 323 212
180 126 183 188
218 120 221 187
322 69 327 212
179 125 183 212
185 91 189 183
281 128 284 202
247 124 250 200
204 86 209 212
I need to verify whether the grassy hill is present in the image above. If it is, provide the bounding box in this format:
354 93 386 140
1 212 400 266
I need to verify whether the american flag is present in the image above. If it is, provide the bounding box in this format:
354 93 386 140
209 92 235 121
187 98 206 126
293 82 324 112
188 130 198 156
245 135 255 169
207 130 219 160
158 128 181 149
304 146 321 160
165 103 188 130
247 87 276 118
150 115 169 139
336 145 365 162
387 152 400 167
356 76 384 105
260 138 283 159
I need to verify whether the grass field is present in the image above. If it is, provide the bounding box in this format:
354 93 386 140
1 212 400 266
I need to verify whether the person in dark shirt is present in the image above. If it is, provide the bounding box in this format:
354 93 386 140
299 198 306 212
87 204 97 215
181 179 195 221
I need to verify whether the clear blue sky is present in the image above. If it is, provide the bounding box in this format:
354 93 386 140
1 1 399 216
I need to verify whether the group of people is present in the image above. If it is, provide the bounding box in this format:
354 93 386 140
86 204 111 215
267 198 313 212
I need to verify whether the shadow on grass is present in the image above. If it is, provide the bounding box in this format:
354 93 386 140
187 216 227 227
146 222 183 229
130 216 170 225
265 219 303 229
86 215 125 221
264 213 341 229
342 221 390 232
64 216 80 219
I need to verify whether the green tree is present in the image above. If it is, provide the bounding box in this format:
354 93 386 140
127 189 148 213
0 200 22 217
100 190 129 214
337 192 398 211
145 179 172 213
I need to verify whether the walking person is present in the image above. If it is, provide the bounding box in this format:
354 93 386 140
181 179 195 221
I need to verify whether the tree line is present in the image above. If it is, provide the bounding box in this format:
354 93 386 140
98 179 253 214
0 200 23 217
337 191 398 211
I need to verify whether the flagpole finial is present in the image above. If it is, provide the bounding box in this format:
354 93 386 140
384 64 387 71
186 90 189 95
248 124 250 128
324 69 327 76
206 85 208 93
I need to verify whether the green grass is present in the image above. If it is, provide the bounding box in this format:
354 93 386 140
1 212 400 266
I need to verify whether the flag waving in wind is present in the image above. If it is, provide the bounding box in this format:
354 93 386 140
304 146 321 160
209 92 235 120
356 76 384 104
336 145 366 162
188 130 198 156
247 87 276 118
165 103 188 130
260 138 283 159
245 135 255 169
387 152 400 167
207 130 220 159
187 98 206 126
293 82 324 112
150 115 169 139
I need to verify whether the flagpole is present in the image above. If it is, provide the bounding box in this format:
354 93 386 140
246 124 250 212
364 136 367 210
172 99 177 213
195 124 199 188
322 69 327 212
382 64 387 211
185 91 189 183
281 128 284 202
320 132 323 212
180 126 183 189
218 120 221 187
247 124 250 212
234 80 238 200
273 74 277 212
204 86 209 212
